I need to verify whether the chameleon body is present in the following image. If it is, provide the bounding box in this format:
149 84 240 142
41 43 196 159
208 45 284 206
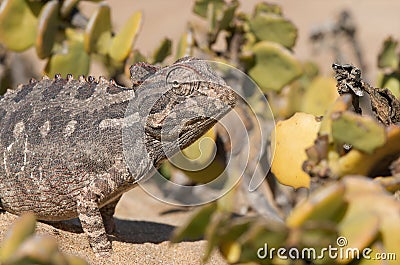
0 57 236 256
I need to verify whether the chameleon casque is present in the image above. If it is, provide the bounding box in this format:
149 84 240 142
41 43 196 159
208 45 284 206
0 57 236 256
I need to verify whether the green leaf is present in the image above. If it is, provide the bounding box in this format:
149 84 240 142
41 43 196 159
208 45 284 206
338 211 380 264
331 125 400 177
157 162 172 180
248 41 302 92
286 182 347 227
319 94 353 142
84 2 112 54
216 218 254 263
181 129 216 164
285 62 321 116
253 2 282 16
170 129 228 184
175 31 193 59
0 0 42 51
109 11 142 62
220 241 241 263
239 220 288 264
341 177 400 265
249 13 297 49
36 0 60 59
203 212 230 262
193 0 224 18
217 0 238 31
331 111 386 154
300 76 338 116
45 30 90 77
377 37 399 69
152 38 172 64
377 72 400 98
172 203 217 242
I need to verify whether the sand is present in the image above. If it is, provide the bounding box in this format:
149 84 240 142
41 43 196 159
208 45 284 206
0 187 228 265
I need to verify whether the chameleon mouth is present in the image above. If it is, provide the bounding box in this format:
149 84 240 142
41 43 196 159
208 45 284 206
183 97 232 128
196 83 237 109
181 117 216 135
184 116 208 126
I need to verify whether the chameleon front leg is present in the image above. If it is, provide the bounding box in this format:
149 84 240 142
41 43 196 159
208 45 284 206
77 189 112 257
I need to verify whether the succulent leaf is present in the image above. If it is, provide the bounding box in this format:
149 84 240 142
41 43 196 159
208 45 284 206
319 94 353 142
331 111 386 154
193 0 224 18
377 72 400 98
301 76 338 116
172 203 217 242
45 30 90 77
84 2 112 54
331 125 400 177
0 213 36 262
170 129 225 183
176 30 194 59
286 182 347 227
217 0 238 31
152 38 172 64
109 11 142 62
249 41 302 92
377 37 399 70
0 0 41 51
36 0 60 59
253 2 282 16
249 13 297 49
271 112 321 188
339 177 400 265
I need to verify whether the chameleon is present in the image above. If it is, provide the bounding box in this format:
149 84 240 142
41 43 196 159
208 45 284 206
0 57 236 256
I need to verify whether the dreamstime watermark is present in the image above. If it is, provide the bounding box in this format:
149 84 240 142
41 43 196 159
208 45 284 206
257 236 397 261
122 59 274 206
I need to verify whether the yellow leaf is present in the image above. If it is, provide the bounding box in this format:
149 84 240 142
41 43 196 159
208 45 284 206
109 11 142 62
271 112 321 188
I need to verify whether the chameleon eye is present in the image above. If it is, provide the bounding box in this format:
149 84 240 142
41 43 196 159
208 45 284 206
172 80 180 88
166 66 197 96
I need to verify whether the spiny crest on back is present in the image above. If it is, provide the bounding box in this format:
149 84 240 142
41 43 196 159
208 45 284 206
1 73 132 102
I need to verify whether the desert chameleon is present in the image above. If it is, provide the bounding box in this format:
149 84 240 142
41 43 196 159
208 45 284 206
0 57 236 256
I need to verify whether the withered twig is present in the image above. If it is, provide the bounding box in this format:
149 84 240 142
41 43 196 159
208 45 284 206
332 63 400 125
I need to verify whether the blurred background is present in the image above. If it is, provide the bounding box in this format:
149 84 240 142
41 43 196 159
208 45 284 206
104 0 400 80
2 0 400 85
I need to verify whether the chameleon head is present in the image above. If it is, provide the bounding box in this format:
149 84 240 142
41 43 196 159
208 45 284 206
129 57 236 164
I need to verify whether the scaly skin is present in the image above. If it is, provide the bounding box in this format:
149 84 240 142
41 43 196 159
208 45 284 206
0 57 236 256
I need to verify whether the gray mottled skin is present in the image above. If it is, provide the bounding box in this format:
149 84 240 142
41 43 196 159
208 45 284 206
0 57 236 256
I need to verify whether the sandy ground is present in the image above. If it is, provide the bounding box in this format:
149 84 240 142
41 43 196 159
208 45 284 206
0 187 228 265
2 1 400 264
